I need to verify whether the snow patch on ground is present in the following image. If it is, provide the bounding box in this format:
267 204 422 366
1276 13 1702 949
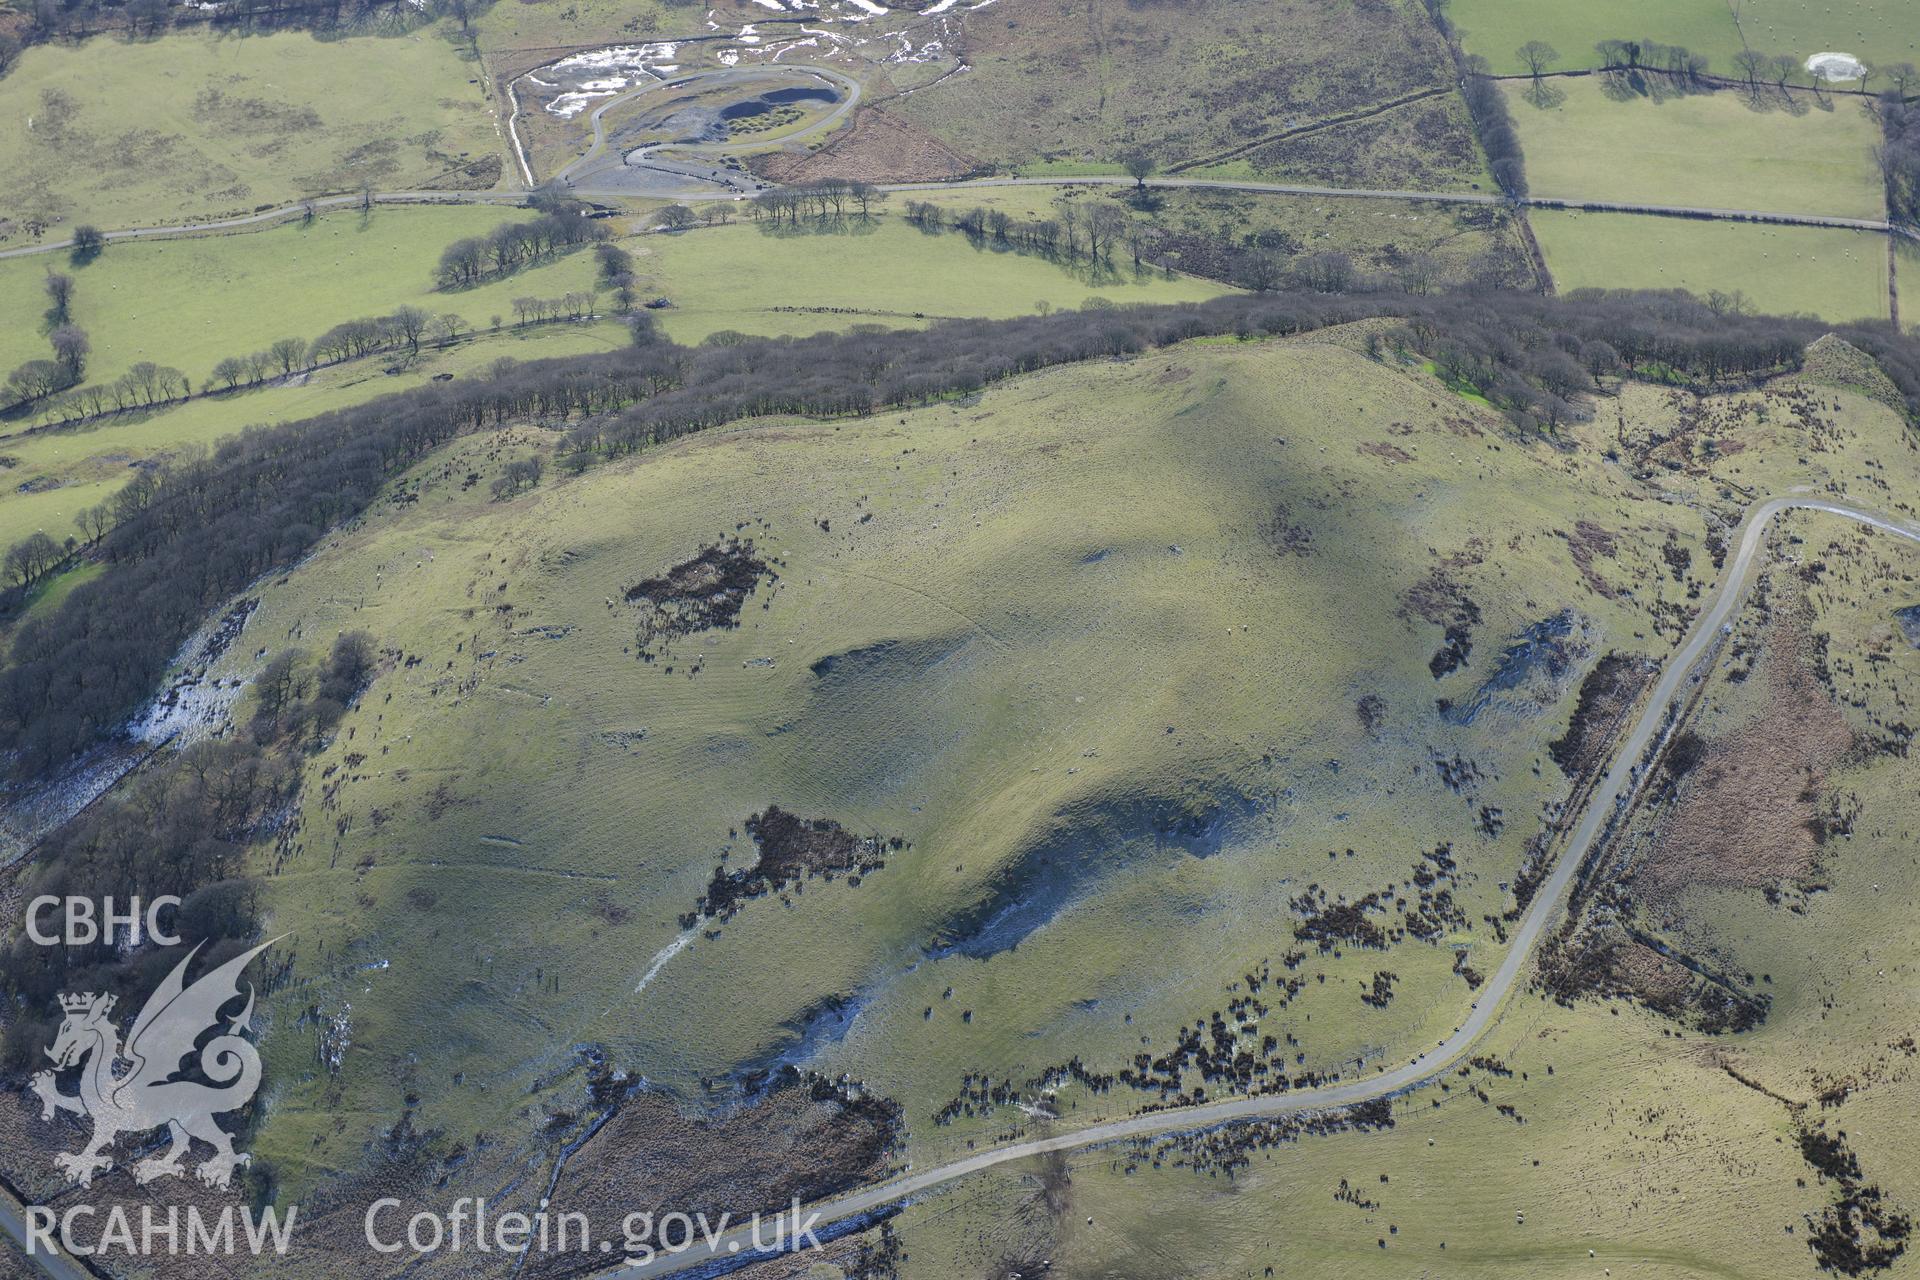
634 930 694 995
542 43 682 116
0 743 149 870
133 598 261 746
551 42 680 75
887 32 946 62
1806 51 1865 82
549 88 620 119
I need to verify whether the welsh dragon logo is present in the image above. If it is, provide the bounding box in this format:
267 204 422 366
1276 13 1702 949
30 939 276 1190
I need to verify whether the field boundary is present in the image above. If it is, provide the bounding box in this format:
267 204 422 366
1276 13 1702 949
1166 84 1457 174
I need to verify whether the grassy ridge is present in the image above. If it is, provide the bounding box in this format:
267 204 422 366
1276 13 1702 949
929 494 1920 1279
226 337 1684 1187
212 324 1920 1208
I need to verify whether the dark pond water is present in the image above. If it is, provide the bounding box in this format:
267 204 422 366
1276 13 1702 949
720 85 838 120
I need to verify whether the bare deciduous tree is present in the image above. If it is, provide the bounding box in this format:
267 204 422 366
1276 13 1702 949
43 271 74 324
1517 41 1559 80
49 325 89 378
270 337 307 375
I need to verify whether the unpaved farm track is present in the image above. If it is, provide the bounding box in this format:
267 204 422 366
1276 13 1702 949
585 495 1920 1280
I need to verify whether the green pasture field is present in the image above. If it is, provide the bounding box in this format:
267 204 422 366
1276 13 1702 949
0 206 596 389
0 205 1222 558
1733 0 1920 73
0 206 1223 394
1506 78 1885 220
1531 211 1890 321
635 215 1231 341
0 28 505 241
1447 0 1740 74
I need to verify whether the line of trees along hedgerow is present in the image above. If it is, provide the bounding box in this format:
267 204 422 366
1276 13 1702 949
4 290 1920 780
1423 0 1526 199
433 208 613 289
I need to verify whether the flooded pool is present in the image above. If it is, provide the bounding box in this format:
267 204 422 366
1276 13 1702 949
720 85 839 120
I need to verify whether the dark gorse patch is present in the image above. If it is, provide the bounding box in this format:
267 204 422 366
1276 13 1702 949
686 806 904 923
626 538 774 656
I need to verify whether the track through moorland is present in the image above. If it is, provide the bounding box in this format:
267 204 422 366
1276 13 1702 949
582 494 1920 1279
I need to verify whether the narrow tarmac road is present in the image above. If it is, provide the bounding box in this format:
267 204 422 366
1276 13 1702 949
0 179 1903 262
0 1186 94 1280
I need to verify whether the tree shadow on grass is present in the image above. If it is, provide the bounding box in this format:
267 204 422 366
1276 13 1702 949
751 217 883 240
1521 80 1567 110
1736 83 1817 116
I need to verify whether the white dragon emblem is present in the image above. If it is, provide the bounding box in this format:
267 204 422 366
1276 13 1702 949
30 939 276 1190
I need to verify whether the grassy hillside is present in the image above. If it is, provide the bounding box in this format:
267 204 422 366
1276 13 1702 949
1533 211 1890 321
3 299 1918 1277
0 28 504 241
924 488 1920 1279
99 328 1748 1201
1507 78 1885 219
